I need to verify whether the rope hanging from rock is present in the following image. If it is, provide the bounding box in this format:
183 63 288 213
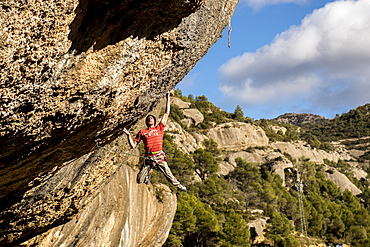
228 19 232 48
95 142 152 160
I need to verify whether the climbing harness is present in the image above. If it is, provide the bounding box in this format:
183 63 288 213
145 151 167 165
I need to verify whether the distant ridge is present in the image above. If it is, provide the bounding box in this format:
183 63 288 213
274 113 328 125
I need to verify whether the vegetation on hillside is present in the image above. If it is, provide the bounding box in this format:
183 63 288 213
172 89 253 130
300 104 370 141
160 135 370 246
152 90 370 246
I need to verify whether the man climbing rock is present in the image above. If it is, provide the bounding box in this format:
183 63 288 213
123 92 187 192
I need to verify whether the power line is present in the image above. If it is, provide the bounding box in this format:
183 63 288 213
297 181 307 236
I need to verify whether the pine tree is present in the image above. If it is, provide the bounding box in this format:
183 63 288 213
234 105 244 121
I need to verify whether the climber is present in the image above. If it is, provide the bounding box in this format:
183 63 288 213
123 92 187 192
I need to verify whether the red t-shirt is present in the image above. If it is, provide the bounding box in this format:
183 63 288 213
134 121 165 153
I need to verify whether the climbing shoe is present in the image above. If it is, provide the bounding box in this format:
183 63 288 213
177 184 187 192
144 175 151 184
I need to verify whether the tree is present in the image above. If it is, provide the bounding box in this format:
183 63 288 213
265 210 297 247
165 193 220 247
203 139 221 158
219 209 251 247
170 104 185 127
188 94 194 101
196 95 208 102
228 158 261 191
174 88 183 97
192 148 219 180
195 175 226 208
166 194 197 247
194 95 213 114
234 105 244 121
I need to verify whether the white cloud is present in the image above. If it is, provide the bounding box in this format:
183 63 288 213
243 0 308 10
220 0 370 117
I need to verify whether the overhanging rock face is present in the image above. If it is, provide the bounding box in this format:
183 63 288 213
0 0 238 245
22 162 178 247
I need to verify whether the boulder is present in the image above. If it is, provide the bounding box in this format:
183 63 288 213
325 168 362 195
207 122 269 151
182 108 204 126
172 97 191 109
166 120 201 153
271 141 352 164
268 125 287 135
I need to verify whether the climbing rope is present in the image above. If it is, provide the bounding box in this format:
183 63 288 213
103 183 110 226
95 141 151 160
228 19 232 48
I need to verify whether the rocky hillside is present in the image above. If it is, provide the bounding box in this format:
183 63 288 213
0 0 238 246
168 97 365 195
274 113 328 125
161 93 370 246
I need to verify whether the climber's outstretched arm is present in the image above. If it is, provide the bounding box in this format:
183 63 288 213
161 92 170 126
123 128 137 149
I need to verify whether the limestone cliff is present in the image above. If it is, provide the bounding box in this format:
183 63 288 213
207 122 269 151
22 161 177 247
0 0 238 245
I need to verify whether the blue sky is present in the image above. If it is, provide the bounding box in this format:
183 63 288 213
177 0 370 120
